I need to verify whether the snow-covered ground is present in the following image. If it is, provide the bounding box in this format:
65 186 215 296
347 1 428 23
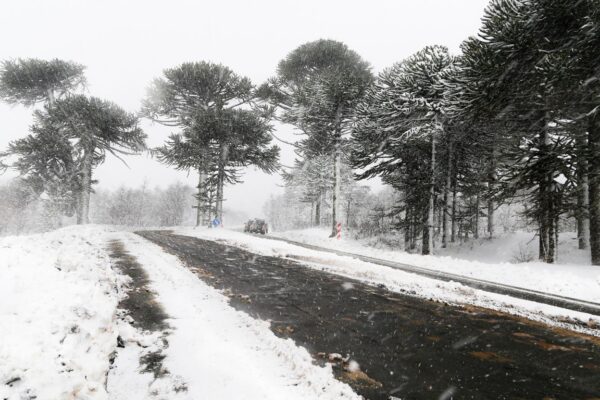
0 226 122 400
270 228 600 304
114 232 359 400
0 225 361 400
175 227 600 336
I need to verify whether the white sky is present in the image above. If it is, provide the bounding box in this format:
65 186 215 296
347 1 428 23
0 0 489 217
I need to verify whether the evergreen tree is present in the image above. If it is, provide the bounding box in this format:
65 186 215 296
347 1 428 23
352 46 455 254
143 62 278 223
0 58 87 221
0 58 85 106
260 39 373 237
24 95 146 224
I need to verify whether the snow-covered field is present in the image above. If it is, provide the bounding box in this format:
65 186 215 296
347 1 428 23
1 226 360 400
176 227 600 335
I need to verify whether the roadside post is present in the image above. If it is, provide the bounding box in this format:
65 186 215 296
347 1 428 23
336 222 342 240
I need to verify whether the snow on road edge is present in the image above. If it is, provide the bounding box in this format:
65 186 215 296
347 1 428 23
0 226 123 400
174 227 600 337
119 232 362 400
272 228 600 304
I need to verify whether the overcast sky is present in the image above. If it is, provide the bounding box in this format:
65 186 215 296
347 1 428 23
0 0 490 217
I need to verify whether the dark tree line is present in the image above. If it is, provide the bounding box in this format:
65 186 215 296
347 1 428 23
352 0 600 264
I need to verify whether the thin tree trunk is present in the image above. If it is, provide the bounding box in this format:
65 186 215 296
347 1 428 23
404 207 411 251
487 199 494 239
207 188 214 225
80 147 93 225
422 207 430 255
331 144 342 237
75 194 83 224
547 194 555 263
423 131 436 255
315 194 321 226
451 168 457 243
487 139 497 239
588 113 600 265
330 105 344 238
555 214 559 263
47 89 55 106
216 143 229 222
442 141 453 248
576 131 590 249
196 168 207 227
474 192 480 239
538 119 553 263
346 199 351 227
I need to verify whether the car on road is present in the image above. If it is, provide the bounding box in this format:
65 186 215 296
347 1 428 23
244 219 268 235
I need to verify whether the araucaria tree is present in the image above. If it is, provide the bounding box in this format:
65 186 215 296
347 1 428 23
0 59 87 214
17 95 146 224
0 58 86 106
352 46 455 255
143 62 279 224
260 39 373 237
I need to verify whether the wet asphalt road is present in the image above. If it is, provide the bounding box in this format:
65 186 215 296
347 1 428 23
136 231 600 400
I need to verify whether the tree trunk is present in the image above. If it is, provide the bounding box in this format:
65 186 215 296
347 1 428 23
487 199 494 239
474 192 480 239
538 119 554 263
74 192 83 225
196 168 207 227
422 207 431 255
346 199 351 227
547 194 555 263
423 131 436 255
330 145 342 237
216 143 229 222
79 147 93 225
487 140 497 239
576 131 590 250
404 207 411 251
315 194 321 226
47 89 55 106
442 141 453 248
555 214 559 263
588 113 600 265
330 105 344 238
451 168 457 243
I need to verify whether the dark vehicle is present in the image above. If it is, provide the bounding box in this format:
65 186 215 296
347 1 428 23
244 219 268 235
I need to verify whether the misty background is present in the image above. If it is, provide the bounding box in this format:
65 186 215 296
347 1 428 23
0 0 489 217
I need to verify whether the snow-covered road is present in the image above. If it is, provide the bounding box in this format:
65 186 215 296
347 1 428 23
137 229 600 400
1 226 360 400
110 232 360 399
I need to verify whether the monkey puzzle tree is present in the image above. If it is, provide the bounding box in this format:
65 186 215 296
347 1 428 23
260 39 373 237
0 58 85 106
352 46 454 254
21 95 146 224
0 58 87 224
143 61 278 223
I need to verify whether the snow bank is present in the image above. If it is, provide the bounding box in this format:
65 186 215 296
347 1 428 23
120 232 361 400
0 225 122 400
272 228 600 304
175 227 600 335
